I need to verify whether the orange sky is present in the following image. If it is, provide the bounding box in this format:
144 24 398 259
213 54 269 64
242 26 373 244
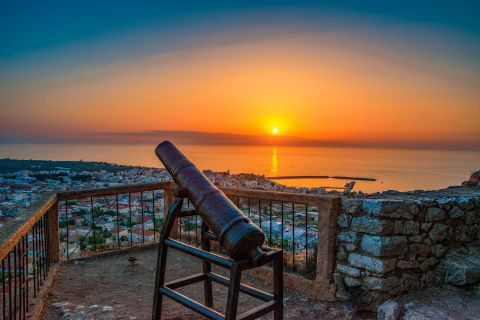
1 27 479 148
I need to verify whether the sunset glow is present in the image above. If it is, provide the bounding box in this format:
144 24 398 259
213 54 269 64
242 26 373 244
272 128 279 136
1 2 479 150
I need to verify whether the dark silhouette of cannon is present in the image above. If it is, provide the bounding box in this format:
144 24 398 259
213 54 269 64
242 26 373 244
153 141 283 320
155 141 267 263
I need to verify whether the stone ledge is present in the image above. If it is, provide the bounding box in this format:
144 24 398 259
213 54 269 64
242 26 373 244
360 235 407 257
348 253 396 274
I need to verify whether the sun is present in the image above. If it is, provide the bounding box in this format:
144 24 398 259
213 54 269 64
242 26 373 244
272 127 279 135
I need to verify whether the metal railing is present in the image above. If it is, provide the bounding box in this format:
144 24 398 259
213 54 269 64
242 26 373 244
0 195 58 320
0 182 340 317
56 182 176 259
177 188 338 278
56 183 338 278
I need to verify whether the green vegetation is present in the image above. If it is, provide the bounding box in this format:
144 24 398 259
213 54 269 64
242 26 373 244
32 172 65 181
71 173 93 182
59 219 76 228
0 158 145 174
153 218 164 231
79 229 113 250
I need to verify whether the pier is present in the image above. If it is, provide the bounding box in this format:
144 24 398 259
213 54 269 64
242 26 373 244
267 175 376 181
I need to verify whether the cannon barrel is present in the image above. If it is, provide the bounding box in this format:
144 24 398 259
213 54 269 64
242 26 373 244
156 141 266 263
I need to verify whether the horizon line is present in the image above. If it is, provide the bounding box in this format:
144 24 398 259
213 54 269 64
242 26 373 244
1 130 480 152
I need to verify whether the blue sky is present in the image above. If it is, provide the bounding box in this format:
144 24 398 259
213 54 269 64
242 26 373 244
2 1 479 63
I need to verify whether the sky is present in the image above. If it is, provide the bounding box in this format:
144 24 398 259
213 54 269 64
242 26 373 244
1 1 479 150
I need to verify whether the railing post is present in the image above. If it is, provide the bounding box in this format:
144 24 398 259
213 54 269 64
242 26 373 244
47 201 60 263
163 186 178 238
314 197 340 301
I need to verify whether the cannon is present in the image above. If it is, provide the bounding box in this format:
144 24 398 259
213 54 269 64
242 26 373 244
155 141 266 263
153 141 283 320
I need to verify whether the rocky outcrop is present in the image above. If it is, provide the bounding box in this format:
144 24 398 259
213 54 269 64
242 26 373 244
462 170 480 187
436 249 480 285
377 300 404 320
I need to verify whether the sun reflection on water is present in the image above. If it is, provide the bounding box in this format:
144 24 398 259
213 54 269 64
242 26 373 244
271 146 278 174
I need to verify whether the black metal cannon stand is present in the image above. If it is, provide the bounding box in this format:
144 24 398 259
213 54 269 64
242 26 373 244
152 197 283 320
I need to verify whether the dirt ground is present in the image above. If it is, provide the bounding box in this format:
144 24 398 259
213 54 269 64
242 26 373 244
42 247 357 319
397 286 480 320
42 246 480 320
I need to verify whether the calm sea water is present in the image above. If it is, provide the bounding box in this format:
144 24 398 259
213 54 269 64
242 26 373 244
0 143 479 193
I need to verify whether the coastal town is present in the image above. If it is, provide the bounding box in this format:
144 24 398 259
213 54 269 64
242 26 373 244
0 159 342 219
0 159 334 265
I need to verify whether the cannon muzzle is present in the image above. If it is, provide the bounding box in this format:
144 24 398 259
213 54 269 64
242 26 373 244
156 141 266 264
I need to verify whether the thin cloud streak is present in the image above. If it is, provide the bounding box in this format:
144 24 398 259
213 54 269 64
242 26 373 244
1 130 479 151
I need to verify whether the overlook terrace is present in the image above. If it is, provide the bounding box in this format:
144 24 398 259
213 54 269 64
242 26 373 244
0 181 343 319
0 173 479 319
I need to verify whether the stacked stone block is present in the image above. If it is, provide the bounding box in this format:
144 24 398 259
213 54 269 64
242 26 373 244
334 195 480 308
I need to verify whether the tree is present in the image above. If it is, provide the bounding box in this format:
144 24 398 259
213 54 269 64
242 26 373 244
153 218 164 231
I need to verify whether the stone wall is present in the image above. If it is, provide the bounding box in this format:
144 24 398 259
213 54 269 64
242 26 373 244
334 194 480 308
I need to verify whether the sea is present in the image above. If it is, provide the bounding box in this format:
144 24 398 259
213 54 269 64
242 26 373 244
0 143 479 194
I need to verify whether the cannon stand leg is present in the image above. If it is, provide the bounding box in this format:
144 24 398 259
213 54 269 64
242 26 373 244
201 222 214 308
152 198 183 319
153 197 283 320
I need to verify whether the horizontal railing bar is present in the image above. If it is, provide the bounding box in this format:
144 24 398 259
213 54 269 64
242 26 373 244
0 194 56 261
222 187 339 209
57 181 176 200
57 182 339 207
159 287 223 320
179 209 197 218
204 231 217 241
208 272 273 302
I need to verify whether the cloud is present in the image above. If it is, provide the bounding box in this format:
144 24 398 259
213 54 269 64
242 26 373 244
2 129 478 151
